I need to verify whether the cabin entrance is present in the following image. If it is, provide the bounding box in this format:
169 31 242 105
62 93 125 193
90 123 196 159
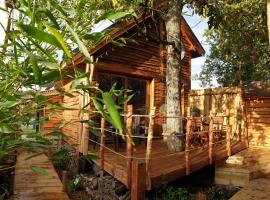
98 73 150 114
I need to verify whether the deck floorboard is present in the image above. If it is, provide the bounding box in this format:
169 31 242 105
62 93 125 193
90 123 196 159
89 139 246 189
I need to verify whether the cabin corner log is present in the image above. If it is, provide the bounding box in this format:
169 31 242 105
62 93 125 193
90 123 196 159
185 118 192 175
100 117 106 170
131 159 146 200
126 105 134 188
145 107 156 190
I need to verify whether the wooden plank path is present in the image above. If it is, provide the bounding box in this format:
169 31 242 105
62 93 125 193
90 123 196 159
13 151 69 200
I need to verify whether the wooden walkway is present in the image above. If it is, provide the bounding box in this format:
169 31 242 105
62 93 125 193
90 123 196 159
89 139 246 189
14 151 69 200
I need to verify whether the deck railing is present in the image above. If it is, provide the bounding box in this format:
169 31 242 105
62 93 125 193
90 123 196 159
90 104 247 199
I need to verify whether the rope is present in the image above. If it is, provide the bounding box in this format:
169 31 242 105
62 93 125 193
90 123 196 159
88 138 231 161
91 126 227 139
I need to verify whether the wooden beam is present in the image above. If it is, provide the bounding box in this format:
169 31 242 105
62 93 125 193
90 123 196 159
100 118 106 170
131 160 146 200
185 118 192 175
126 105 134 188
145 107 156 190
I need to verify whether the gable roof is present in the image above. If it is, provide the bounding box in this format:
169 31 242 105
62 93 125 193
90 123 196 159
72 13 205 65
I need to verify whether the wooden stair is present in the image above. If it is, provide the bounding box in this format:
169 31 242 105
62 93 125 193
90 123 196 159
215 147 270 187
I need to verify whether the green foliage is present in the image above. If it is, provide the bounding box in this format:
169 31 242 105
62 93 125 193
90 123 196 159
200 0 270 87
149 186 192 200
70 177 80 193
207 186 226 200
30 165 49 176
0 0 135 197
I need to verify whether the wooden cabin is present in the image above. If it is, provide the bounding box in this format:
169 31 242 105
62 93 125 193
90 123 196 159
41 16 247 199
44 15 205 140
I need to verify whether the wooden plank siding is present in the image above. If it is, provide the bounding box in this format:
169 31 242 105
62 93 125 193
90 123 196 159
43 94 63 133
246 97 270 147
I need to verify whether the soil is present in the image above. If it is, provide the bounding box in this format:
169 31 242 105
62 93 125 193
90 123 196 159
67 164 239 200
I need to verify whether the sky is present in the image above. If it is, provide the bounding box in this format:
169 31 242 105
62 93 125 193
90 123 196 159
0 1 211 89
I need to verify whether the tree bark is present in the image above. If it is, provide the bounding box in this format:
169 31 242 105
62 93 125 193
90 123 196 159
164 0 184 150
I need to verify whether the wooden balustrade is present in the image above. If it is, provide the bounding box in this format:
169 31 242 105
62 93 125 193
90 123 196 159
185 118 192 175
225 109 231 156
126 105 134 188
209 112 214 164
145 107 156 190
100 117 106 170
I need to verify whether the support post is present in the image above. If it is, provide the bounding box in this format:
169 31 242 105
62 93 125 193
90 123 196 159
225 109 231 156
126 105 133 188
62 170 68 192
145 107 156 190
209 112 214 164
131 160 146 200
185 118 192 175
100 117 106 170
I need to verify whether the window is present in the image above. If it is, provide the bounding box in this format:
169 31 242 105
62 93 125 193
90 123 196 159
98 73 149 114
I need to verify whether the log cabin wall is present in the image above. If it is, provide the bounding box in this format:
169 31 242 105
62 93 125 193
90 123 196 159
246 97 270 147
61 83 82 146
93 18 194 134
43 93 63 132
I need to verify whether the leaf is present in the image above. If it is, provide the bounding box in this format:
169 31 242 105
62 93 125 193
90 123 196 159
31 56 41 83
44 9 61 29
45 24 72 58
50 0 68 17
96 11 131 23
0 101 20 108
66 23 91 61
0 125 13 133
48 104 77 111
30 165 48 176
84 154 99 162
89 128 101 137
39 61 60 70
102 92 123 134
17 23 62 49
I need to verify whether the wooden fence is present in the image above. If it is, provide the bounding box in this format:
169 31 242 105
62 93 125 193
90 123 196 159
189 87 247 144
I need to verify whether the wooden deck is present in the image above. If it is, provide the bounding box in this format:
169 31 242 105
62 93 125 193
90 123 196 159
89 139 246 189
14 151 69 200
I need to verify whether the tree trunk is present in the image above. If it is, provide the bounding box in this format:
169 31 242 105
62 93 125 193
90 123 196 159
164 0 184 150
267 0 270 45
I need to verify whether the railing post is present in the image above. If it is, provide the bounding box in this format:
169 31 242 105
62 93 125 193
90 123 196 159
100 117 106 170
126 105 133 188
225 109 231 157
209 111 214 164
131 159 146 200
185 118 192 175
145 107 156 190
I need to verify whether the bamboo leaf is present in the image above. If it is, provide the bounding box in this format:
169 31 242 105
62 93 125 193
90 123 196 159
17 23 62 49
84 153 99 162
44 9 61 30
45 24 72 58
66 23 91 61
30 165 48 176
31 56 42 83
102 92 123 134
